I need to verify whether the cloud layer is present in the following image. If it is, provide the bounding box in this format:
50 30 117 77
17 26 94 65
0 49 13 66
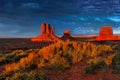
0 0 120 37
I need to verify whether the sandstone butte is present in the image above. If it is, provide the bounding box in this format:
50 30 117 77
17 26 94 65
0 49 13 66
31 23 120 42
61 30 74 41
94 26 120 41
31 23 60 42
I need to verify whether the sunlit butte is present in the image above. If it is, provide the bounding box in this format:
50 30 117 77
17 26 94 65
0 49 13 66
31 23 120 42
31 23 60 42
94 26 120 41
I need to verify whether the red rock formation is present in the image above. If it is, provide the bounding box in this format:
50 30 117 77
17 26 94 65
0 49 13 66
64 30 71 35
94 26 120 41
51 26 54 35
61 30 74 41
46 23 51 34
100 26 113 38
41 23 46 34
31 23 60 42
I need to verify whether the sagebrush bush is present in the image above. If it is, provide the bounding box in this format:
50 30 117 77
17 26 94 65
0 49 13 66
5 53 38 73
84 64 96 74
105 54 115 66
0 50 29 66
112 53 120 70
1 70 47 80
4 41 112 73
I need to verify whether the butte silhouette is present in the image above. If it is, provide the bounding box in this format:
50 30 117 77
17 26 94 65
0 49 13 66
61 30 74 41
94 26 120 41
31 23 60 42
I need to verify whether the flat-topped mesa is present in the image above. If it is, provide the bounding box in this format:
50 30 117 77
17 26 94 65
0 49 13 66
31 23 60 42
94 26 120 41
61 30 74 41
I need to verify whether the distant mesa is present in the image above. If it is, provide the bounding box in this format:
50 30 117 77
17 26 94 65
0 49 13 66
61 30 74 41
31 23 60 42
94 26 120 41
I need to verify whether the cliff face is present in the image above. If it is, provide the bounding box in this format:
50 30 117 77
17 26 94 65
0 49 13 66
31 23 60 42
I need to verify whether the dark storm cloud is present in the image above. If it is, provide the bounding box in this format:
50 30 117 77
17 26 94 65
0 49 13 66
0 0 120 37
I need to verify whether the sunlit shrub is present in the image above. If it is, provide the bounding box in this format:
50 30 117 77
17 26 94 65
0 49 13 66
4 41 113 73
1 71 47 80
0 73 12 80
72 51 83 64
87 57 105 69
0 50 29 66
84 58 105 74
5 53 38 73
5 63 20 73
105 54 115 66
6 72 26 80
27 71 47 80
91 45 112 57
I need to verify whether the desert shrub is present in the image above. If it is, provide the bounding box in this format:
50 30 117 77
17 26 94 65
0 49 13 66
112 53 120 71
8 50 29 61
1 70 47 80
72 51 83 64
88 57 105 68
114 45 120 51
0 73 12 80
91 45 112 57
84 64 96 74
0 50 29 66
4 41 112 73
6 72 26 80
5 63 20 73
0 54 12 65
27 71 47 80
0 56 7 65
112 53 120 64
105 54 115 66
50 57 70 71
63 53 73 65
84 57 106 74
4 53 39 73
86 57 106 73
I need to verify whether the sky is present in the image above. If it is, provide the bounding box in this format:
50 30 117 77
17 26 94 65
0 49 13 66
0 0 120 37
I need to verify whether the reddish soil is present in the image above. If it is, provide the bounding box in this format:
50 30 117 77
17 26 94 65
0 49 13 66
0 38 120 80
0 38 53 53
46 62 120 80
